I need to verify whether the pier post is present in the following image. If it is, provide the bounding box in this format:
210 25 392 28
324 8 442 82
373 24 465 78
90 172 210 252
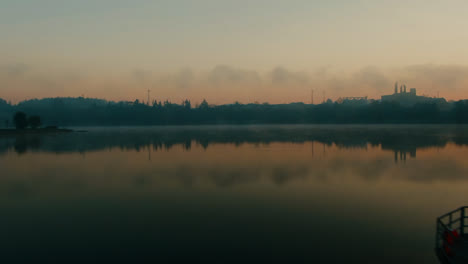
462 207 465 236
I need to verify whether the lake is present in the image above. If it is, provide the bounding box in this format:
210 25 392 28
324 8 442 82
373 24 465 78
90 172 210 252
1 125 467 263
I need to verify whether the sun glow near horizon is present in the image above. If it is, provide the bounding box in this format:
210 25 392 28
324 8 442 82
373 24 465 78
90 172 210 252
2 0 468 103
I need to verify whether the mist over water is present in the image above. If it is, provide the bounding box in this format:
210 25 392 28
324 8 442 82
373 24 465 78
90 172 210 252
0 125 467 263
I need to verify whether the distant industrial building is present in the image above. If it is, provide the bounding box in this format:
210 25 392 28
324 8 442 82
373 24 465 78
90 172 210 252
337 96 369 105
381 82 446 106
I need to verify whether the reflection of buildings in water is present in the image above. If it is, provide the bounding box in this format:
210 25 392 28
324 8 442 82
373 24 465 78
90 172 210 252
393 149 417 163
311 141 330 159
148 144 151 161
0 127 459 158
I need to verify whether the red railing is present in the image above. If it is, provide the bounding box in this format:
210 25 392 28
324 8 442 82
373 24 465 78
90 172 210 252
435 206 468 262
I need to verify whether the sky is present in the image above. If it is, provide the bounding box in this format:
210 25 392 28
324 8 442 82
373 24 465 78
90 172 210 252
1 0 468 104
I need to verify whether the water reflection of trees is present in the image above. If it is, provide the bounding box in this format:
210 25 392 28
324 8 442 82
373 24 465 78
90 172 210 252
0 126 467 156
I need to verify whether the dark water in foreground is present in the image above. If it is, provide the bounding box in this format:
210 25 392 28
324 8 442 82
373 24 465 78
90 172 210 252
1 125 468 263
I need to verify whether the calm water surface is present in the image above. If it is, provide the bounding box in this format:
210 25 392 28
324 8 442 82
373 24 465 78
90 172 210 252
1 125 468 263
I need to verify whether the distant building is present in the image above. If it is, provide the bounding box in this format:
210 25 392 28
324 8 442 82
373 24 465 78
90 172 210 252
337 96 369 105
381 82 446 106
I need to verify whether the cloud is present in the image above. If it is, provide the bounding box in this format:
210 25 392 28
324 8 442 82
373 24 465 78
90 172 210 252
352 66 391 92
399 64 468 92
2 63 468 103
313 64 468 98
0 63 30 78
207 65 261 86
132 69 151 84
268 66 309 85
171 68 195 89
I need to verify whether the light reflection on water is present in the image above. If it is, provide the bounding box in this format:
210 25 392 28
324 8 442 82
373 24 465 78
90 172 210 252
0 125 467 263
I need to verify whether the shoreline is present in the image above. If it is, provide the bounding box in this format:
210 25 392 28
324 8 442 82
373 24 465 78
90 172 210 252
0 128 75 135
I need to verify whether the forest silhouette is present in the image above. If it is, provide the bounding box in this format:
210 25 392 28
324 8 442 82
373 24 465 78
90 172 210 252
1 97 468 126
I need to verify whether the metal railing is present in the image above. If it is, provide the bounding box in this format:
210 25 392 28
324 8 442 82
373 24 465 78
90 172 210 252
435 206 468 262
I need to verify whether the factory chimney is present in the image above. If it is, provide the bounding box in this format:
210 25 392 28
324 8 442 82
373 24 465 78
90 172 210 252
394 82 398 94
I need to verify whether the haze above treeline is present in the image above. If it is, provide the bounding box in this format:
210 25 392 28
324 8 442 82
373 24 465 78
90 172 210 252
4 64 468 105
4 2 468 104
2 96 468 126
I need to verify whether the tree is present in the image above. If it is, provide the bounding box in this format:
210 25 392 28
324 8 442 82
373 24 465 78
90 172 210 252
199 99 209 109
183 99 191 110
28 115 42 129
13 112 28 129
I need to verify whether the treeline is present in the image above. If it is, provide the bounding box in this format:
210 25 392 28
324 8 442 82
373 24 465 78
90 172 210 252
1 97 468 126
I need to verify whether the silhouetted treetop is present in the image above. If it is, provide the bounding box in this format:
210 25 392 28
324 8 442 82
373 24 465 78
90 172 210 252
0 96 466 126
199 99 209 109
28 115 42 129
13 111 28 129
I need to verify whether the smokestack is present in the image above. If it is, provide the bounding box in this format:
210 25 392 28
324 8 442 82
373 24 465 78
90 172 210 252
394 82 398 94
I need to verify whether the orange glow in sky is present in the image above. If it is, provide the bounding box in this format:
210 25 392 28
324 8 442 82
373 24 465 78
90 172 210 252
2 1 468 103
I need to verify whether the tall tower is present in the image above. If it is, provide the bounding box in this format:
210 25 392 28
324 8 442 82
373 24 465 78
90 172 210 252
404 85 407 93
311 89 314 105
147 89 151 106
394 82 398 94
400 85 403 93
